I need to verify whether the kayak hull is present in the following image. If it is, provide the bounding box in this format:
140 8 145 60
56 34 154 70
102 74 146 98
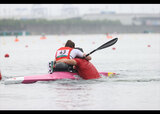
5 72 116 84
23 72 79 83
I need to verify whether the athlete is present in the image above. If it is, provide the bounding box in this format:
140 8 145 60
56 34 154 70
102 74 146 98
54 40 91 62
56 48 101 79
50 40 91 72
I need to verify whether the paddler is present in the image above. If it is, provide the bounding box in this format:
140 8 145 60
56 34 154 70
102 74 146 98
52 40 91 72
56 48 101 79
55 40 91 62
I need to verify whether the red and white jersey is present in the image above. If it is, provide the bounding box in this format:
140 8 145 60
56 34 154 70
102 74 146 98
55 47 84 61
55 47 73 61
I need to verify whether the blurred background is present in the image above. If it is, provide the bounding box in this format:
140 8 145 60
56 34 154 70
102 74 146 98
0 4 160 110
0 4 160 35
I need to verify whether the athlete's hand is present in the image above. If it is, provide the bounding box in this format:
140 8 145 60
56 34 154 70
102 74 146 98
83 53 91 61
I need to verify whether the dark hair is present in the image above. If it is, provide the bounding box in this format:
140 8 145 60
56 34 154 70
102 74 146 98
65 40 75 48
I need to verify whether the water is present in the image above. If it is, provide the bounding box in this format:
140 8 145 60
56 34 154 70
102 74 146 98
0 34 160 110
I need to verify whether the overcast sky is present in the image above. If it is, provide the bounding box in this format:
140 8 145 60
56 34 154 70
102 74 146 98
0 4 160 16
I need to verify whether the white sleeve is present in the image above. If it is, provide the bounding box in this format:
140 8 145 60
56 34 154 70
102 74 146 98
70 49 84 59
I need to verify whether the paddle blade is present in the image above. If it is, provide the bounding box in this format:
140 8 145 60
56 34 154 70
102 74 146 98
85 38 118 57
97 38 118 50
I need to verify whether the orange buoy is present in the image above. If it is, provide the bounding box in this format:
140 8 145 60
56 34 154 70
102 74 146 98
14 38 19 42
40 33 47 40
4 53 9 58
25 45 28 48
147 45 151 47
112 47 116 50
106 33 113 39
40 37 47 40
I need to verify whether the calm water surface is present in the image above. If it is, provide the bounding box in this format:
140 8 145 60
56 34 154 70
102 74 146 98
0 34 160 110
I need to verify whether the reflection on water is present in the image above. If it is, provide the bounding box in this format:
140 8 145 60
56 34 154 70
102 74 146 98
53 82 92 110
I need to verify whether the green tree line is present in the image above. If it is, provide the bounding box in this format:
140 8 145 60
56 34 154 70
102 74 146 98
0 18 122 27
0 18 123 34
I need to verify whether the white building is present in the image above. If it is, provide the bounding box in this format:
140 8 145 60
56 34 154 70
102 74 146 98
82 13 160 26
0 4 160 26
0 4 31 19
0 4 49 19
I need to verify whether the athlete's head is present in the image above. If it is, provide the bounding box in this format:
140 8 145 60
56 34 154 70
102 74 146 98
65 40 75 48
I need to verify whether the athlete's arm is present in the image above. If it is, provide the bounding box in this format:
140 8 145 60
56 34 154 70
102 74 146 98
70 49 83 58
70 49 92 60
56 59 77 65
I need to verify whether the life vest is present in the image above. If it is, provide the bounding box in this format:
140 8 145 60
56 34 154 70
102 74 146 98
55 47 73 61
74 58 101 80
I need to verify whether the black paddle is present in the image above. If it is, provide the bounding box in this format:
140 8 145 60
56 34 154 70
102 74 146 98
85 38 118 57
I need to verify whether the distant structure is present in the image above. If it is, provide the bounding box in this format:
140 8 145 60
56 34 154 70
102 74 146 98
87 7 101 14
61 4 79 18
31 4 48 19
85 5 115 15
0 4 160 26
82 13 160 26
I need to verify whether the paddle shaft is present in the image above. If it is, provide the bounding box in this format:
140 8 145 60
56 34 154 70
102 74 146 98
85 38 118 57
85 49 97 57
